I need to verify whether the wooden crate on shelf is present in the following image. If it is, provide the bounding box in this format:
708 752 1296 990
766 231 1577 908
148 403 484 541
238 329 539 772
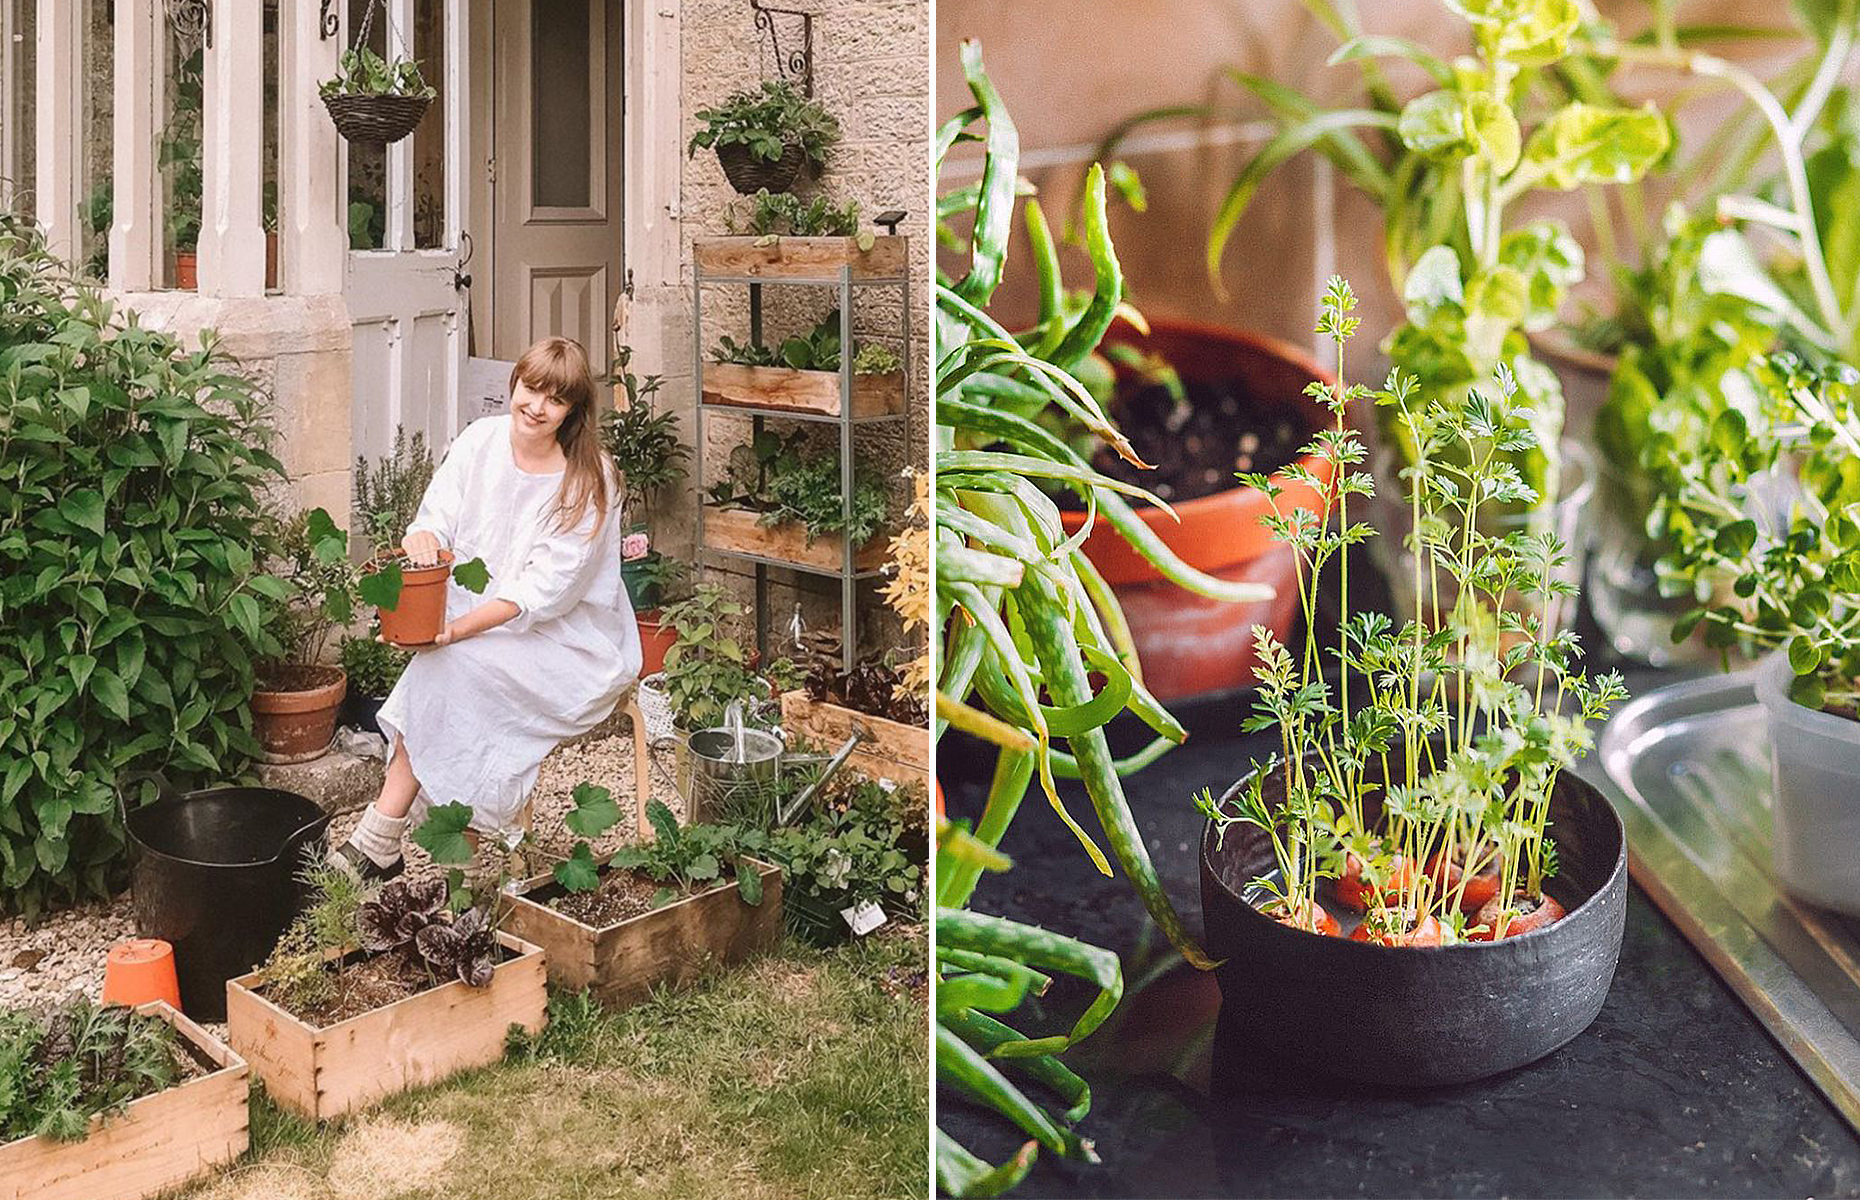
0 1003 249 1200
702 504 887 573
225 932 546 1123
702 363 905 419
693 234 907 280
502 858 783 1009
781 689 929 791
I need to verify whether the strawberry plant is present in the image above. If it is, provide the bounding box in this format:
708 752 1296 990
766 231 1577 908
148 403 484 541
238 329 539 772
0 214 288 916
609 800 767 908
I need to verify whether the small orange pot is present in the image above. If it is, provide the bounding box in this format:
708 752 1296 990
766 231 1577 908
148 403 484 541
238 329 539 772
1056 318 1333 701
1350 909 1443 946
637 609 676 676
1475 891 1567 940
1428 848 1506 914
251 664 347 763
265 230 278 289
1335 850 1414 913
373 550 454 647
101 938 182 1010
173 250 197 290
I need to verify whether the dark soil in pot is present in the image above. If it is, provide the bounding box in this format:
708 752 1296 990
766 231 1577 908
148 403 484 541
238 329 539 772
1200 752 1626 1087
1068 375 1306 507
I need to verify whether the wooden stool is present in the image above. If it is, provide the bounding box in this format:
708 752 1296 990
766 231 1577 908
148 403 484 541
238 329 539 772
513 686 654 841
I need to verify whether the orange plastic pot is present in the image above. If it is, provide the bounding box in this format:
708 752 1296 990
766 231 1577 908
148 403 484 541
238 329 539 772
373 550 454 648
1057 317 1334 701
1476 891 1567 940
251 664 347 763
101 938 182 1010
637 609 676 676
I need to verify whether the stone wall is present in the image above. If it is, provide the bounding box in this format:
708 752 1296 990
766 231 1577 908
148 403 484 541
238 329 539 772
665 0 930 662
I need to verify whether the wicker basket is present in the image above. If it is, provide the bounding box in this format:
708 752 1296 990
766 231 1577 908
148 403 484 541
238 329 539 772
716 141 806 195
323 92 431 145
636 673 678 748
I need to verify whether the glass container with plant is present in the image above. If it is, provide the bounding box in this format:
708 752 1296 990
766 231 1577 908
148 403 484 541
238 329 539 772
687 78 841 193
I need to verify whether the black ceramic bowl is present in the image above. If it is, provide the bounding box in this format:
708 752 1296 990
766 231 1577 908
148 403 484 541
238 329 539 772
1199 759 1627 1087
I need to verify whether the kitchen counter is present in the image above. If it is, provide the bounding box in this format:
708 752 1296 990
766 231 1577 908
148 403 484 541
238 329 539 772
939 673 1860 1197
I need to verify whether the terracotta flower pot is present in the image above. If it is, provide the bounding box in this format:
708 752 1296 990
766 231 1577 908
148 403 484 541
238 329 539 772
265 230 278 290
373 550 454 647
173 250 197 291
1475 890 1567 941
637 608 676 676
251 664 347 763
1057 317 1334 702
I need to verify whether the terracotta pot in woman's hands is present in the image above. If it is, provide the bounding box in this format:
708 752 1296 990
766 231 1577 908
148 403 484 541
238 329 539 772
373 550 455 647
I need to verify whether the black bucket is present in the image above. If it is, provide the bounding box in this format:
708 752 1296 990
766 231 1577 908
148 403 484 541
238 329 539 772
122 773 330 1021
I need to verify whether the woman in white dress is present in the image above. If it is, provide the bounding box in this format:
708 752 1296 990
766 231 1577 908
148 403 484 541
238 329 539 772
332 336 642 880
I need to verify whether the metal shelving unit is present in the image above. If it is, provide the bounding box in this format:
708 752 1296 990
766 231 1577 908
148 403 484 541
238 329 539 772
692 238 911 675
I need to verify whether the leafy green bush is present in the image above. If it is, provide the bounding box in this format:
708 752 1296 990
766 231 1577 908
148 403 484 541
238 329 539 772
658 584 757 730
763 777 924 916
0 1000 183 1142
318 46 437 100
687 79 840 170
0 215 287 915
609 800 767 907
338 632 410 698
600 347 688 525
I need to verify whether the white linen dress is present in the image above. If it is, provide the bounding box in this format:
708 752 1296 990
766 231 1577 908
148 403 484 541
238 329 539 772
376 414 641 838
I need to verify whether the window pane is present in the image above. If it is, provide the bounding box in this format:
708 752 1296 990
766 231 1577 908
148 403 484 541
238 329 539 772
78 0 111 279
411 0 444 247
345 0 386 249
531 0 590 209
159 31 203 284
3 0 35 218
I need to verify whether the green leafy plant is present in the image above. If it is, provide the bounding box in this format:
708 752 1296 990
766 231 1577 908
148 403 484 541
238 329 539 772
710 310 898 375
932 42 1273 1192
549 782 625 894
1196 278 1626 942
252 860 368 1014
338 632 411 699
0 215 287 915
318 45 437 100
81 178 111 281
609 800 767 908
354 427 436 558
298 507 490 618
764 776 924 915
600 347 689 526
687 78 840 170
852 343 903 374
622 551 687 613
725 188 868 239
706 428 890 546
658 584 756 730
1656 352 1860 709
0 1000 184 1143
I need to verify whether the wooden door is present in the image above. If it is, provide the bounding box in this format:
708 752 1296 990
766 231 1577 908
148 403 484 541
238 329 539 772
489 0 623 373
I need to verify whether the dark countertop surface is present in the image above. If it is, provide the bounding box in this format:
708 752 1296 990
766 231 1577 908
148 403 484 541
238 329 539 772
938 662 1860 1198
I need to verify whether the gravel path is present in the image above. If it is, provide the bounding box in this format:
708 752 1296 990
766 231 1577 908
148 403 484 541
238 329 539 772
0 730 684 1015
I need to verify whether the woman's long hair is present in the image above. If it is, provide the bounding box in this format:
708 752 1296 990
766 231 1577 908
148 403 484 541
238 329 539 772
508 336 612 538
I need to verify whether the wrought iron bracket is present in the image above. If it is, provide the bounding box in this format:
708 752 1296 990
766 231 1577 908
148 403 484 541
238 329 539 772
319 0 339 40
750 0 814 96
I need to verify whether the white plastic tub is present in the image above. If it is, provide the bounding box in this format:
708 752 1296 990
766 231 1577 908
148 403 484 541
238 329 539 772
1755 651 1860 915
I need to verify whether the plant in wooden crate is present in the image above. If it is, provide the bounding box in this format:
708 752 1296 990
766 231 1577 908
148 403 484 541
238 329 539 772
500 791 781 1007
725 188 871 243
763 771 925 944
0 213 284 917
711 309 899 375
705 427 890 553
231 859 544 1122
0 998 249 1200
688 78 841 194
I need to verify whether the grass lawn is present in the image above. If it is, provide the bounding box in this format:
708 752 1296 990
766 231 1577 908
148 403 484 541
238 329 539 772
186 929 927 1200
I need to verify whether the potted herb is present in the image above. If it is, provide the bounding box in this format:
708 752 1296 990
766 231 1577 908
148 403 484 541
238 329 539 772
1196 279 1630 1087
318 44 437 146
601 348 690 674
1653 353 1860 915
703 426 891 572
0 999 249 1200
687 78 839 194
252 509 355 763
704 307 907 420
336 633 409 736
501 791 782 1008
226 865 545 1122
655 584 762 734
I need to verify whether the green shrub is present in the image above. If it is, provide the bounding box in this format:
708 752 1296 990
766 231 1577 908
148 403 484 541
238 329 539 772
0 999 183 1142
0 216 286 916
338 633 410 698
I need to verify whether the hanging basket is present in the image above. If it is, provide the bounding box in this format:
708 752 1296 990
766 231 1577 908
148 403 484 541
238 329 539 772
716 141 806 195
323 92 431 146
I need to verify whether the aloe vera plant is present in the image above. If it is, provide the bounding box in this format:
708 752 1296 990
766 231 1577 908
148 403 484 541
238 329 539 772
933 40 1272 1194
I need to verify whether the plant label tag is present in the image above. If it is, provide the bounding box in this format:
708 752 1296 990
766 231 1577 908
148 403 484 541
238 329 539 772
842 900 887 936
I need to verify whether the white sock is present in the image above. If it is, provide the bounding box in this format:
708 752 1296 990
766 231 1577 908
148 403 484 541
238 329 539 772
347 805 408 867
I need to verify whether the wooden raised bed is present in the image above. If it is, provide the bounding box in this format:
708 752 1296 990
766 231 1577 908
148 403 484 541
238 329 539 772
702 362 906 419
502 856 783 1009
0 1003 248 1200
703 504 888 573
224 931 546 1122
781 690 929 790
693 234 908 281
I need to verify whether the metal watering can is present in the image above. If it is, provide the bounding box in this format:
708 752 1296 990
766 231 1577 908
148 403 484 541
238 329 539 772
683 700 866 826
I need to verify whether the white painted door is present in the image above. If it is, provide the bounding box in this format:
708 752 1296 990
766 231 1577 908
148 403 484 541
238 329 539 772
344 0 470 469
488 0 623 373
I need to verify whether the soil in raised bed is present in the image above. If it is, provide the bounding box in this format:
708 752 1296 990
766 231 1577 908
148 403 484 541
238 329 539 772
277 952 432 1027
543 868 690 928
1065 376 1307 507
